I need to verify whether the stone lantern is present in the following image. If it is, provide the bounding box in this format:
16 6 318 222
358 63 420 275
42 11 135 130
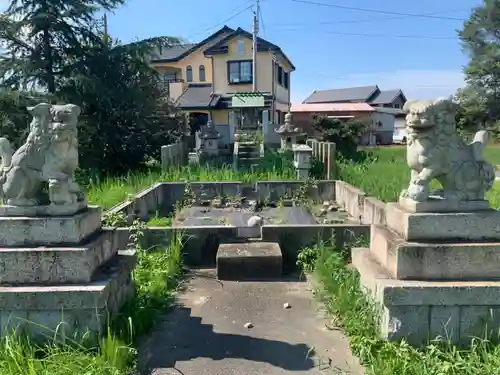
199 118 221 157
292 144 313 180
275 112 304 152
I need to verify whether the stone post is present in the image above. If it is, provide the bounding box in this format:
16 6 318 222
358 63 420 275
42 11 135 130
292 144 312 180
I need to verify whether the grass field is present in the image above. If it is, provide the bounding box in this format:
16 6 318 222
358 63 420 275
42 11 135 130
339 146 500 208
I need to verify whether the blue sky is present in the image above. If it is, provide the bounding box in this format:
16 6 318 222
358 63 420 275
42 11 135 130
1 0 483 102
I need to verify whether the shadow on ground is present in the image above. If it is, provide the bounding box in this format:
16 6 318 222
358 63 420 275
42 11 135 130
140 306 316 373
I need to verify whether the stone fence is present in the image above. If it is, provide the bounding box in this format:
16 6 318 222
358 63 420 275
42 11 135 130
334 180 387 225
306 139 336 179
161 142 187 169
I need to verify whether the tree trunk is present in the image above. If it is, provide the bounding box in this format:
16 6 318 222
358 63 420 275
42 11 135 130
43 28 55 93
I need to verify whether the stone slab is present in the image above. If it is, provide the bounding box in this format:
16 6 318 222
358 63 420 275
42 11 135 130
0 250 136 338
0 200 88 217
216 242 282 281
352 247 500 346
371 225 500 281
0 206 102 246
386 202 500 241
174 205 317 227
0 229 120 285
398 197 490 213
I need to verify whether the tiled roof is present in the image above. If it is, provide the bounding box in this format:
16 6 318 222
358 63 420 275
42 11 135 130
175 84 219 108
303 85 379 104
370 89 406 104
290 102 375 113
150 26 234 63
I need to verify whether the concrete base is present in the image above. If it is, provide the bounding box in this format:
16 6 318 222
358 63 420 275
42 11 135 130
0 229 121 285
0 250 136 338
216 242 282 281
352 247 500 346
0 200 89 217
398 197 490 213
386 203 500 241
370 225 500 281
0 206 102 246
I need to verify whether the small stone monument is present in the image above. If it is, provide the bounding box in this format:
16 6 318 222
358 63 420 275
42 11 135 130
352 98 500 346
199 118 221 158
0 103 135 338
275 112 304 152
292 144 312 180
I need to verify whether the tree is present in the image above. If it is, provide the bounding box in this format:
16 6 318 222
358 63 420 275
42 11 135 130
457 0 500 130
0 0 124 93
58 36 184 173
312 115 368 160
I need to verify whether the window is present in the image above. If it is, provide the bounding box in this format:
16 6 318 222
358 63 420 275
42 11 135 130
199 65 206 82
236 40 245 56
186 65 193 82
163 72 177 82
283 71 289 89
277 66 283 85
227 60 252 84
394 103 400 108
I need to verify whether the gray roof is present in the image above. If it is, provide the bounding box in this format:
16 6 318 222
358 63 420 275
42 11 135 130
370 89 404 104
303 85 378 104
373 107 405 116
151 43 197 61
175 84 216 108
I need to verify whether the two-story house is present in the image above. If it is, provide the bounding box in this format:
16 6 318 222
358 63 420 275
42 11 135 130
150 25 295 146
301 85 407 144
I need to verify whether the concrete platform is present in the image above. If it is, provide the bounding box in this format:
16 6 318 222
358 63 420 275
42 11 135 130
217 242 283 281
371 225 500 281
0 250 136 338
138 268 364 375
352 247 500 346
0 229 120 285
0 206 102 246
174 205 317 227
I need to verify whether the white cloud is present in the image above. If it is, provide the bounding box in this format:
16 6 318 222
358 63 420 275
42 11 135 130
292 69 465 103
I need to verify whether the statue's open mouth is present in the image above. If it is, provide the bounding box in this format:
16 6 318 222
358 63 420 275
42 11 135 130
407 120 434 133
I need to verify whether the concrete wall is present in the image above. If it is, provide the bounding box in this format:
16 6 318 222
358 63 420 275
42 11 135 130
161 142 187 169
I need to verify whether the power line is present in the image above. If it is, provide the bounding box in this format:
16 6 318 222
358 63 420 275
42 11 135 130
186 3 253 40
269 28 458 40
269 8 471 27
290 0 467 21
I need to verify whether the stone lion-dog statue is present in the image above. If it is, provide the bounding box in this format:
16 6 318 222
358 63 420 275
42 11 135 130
0 103 82 207
401 98 495 202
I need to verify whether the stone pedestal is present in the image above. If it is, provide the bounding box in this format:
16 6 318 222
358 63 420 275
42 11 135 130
353 198 500 346
0 206 136 338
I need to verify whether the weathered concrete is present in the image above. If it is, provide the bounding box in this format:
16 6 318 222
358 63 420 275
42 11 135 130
335 180 365 222
217 242 283 280
363 197 386 225
398 196 490 213
0 207 102 246
386 203 500 241
0 229 120 284
138 268 364 375
0 250 135 338
352 247 500 346
370 225 500 281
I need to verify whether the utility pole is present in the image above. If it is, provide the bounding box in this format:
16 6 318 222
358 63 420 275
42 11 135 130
252 0 259 92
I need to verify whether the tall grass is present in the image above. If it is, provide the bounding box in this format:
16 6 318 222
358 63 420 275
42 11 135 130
338 146 500 207
310 243 500 375
85 151 296 209
0 231 185 375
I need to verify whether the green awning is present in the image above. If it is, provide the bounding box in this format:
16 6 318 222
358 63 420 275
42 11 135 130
231 92 265 108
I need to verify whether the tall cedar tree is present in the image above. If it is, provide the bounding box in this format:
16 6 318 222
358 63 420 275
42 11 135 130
0 0 124 93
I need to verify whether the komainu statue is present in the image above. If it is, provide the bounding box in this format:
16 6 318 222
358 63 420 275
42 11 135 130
0 103 84 207
401 98 495 202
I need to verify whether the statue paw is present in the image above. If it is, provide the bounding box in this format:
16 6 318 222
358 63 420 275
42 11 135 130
405 182 429 202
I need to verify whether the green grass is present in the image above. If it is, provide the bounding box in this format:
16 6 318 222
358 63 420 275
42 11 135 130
310 243 500 375
0 230 185 375
85 151 296 209
338 146 500 208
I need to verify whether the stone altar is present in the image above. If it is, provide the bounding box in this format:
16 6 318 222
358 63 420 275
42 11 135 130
353 99 500 347
0 103 135 338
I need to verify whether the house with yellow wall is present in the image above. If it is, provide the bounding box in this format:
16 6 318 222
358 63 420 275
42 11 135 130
149 25 295 146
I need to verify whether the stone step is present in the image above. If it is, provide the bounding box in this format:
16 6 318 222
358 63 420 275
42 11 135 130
216 242 283 281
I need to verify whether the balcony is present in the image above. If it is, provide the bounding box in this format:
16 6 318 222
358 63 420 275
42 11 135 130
160 79 187 102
